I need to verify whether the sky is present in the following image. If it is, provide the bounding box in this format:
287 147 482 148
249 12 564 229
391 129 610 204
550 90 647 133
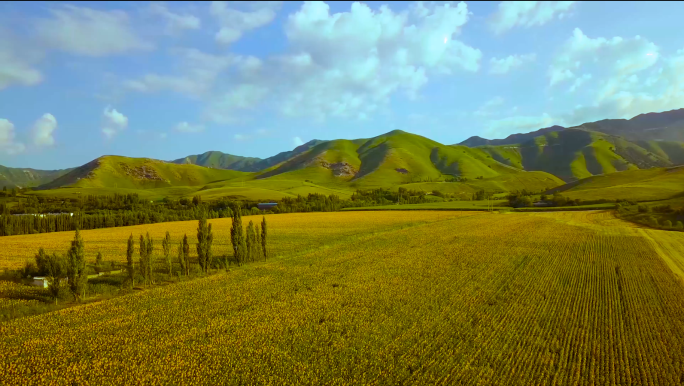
1 1 684 170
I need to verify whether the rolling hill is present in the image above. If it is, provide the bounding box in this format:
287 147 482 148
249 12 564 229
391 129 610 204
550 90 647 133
472 129 684 182
170 140 328 172
0 166 73 189
37 155 250 190
546 166 684 201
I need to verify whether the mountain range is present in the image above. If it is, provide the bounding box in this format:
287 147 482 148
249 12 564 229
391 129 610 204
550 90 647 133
1 108 683 200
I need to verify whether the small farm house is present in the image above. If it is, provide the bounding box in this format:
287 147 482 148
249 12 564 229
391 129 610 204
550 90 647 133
32 277 49 288
257 203 278 211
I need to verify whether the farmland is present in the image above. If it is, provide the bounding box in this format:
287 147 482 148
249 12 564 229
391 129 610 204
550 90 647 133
2 211 684 384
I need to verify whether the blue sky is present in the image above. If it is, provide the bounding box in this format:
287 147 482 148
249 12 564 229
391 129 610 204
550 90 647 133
1 1 683 170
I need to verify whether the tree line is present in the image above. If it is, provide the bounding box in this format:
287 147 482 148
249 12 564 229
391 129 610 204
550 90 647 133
25 205 269 304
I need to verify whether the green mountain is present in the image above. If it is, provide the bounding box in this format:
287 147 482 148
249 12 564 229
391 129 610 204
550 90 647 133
170 151 261 172
459 125 566 147
170 140 328 172
253 130 564 191
469 129 684 182
0 166 73 189
37 156 249 190
574 108 684 142
547 166 684 201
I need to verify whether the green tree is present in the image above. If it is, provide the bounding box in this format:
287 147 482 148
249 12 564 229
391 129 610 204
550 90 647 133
95 251 104 272
182 234 190 276
196 210 214 273
261 216 268 259
66 229 87 302
162 231 172 275
34 247 48 276
230 205 246 266
663 220 673 228
675 221 683 230
245 221 255 262
126 234 135 289
45 253 65 304
177 242 185 277
139 235 147 286
145 232 154 284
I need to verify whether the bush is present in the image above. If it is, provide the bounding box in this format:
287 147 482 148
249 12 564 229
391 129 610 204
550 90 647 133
663 220 673 228
638 205 650 213
676 221 684 230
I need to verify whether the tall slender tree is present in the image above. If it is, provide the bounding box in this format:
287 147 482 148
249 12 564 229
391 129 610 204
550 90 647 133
182 234 190 276
196 210 214 273
145 232 154 284
230 205 245 266
162 231 172 275
66 229 87 302
245 221 255 262
177 242 185 277
126 234 135 288
139 235 148 286
45 252 65 304
261 216 268 259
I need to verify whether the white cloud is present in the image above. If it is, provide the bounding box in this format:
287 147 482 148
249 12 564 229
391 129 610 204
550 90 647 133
484 113 555 138
149 2 201 35
548 28 659 87
0 119 26 155
102 107 128 139
474 96 505 117
490 1 576 35
210 1 282 45
34 5 153 56
489 53 536 74
0 28 44 90
125 49 261 99
568 73 592 93
174 122 204 133
292 136 304 147
31 113 57 147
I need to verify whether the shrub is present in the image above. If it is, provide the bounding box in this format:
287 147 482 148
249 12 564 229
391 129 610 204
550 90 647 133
663 220 673 228
675 221 684 230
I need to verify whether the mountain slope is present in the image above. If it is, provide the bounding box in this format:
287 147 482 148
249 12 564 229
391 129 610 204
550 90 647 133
38 156 250 190
170 140 328 172
574 108 684 142
0 166 73 189
459 125 566 147
547 166 684 201
254 130 564 191
171 151 261 172
475 129 684 182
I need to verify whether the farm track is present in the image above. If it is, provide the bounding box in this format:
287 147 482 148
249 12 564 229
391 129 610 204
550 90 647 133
1 211 684 385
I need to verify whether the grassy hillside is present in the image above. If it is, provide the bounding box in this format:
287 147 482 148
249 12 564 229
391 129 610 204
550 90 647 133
38 156 250 190
477 129 683 182
547 166 684 201
171 151 261 172
0 165 73 189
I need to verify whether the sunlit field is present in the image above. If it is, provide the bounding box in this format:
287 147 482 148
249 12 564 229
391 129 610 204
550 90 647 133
2 210 684 384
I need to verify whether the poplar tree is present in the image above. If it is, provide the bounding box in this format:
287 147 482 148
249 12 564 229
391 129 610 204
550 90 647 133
182 234 190 275
177 242 185 277
35 247 48 275
139 235 148 286
162 231 172 275
261 216 268 259
66 229 87 302
126 234 135 288
145 232 154 284
230 205 245 266
196 210 214 273
96 251 103 272
246 221 255 262
45 253 65 304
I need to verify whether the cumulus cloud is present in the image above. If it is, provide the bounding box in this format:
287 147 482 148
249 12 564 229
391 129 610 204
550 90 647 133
102 107 128 139
204 1 481 123
568 73 592 93
31 113 57 147
548 28 659 88
292 136 304 146
489 53 536 74
474 96 505 117
490 1 576 34
34 5 153 56
174 122 204 133
149 2 201 35
210 1 282 45
124 48 261 99
0 119 26 155
0 28 44 90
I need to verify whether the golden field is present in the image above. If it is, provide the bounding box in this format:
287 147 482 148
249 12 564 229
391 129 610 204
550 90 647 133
1 210 684 385
0 211 475 271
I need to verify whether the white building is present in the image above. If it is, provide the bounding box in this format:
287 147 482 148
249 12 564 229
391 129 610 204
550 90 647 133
31 277 49 288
